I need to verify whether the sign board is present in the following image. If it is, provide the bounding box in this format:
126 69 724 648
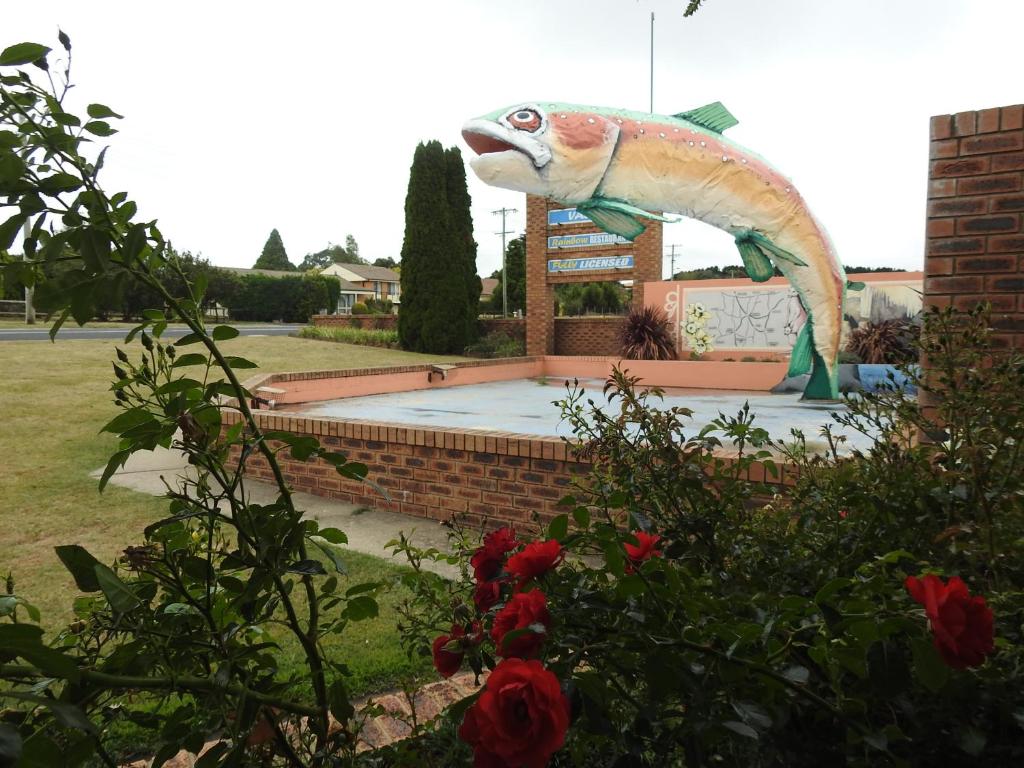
548 255 634 273
547 207 592 226
547 232 631 250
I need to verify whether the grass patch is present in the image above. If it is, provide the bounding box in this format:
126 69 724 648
297 324 399 348
0 332 465 626
2 332 463 762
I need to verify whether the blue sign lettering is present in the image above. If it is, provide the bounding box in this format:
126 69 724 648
547 207 593 226
547 256 635 273
547 232 631 249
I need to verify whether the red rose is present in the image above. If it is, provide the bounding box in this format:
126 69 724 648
474 580 502 613
905 574 995 670
458 658 570 768
505 539 563 587
432 625 466 678
471 527 519 582
624 531 662 573
491 590 550 659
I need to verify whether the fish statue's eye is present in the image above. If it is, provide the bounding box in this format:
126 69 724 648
507 108 542 132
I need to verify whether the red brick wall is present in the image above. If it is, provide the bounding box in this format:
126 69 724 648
525 195 663 356
224 410 796 530
553 317 625 356
225 410 584 529
925 104 1024 348
313 314 397 330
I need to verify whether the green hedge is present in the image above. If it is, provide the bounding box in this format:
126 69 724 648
227 273 339 323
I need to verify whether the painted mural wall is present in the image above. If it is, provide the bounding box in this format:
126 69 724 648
645 272 923 357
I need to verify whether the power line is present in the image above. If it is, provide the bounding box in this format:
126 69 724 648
664 243 683 279
491 207 517 317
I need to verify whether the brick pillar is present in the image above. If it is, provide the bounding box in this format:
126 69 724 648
524 195 664 356
525 194 554 355
631 219 663 309
925 104 1024 348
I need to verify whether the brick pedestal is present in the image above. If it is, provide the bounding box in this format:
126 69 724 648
925 104 1024 348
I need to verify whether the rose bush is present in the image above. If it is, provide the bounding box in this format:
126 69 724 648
905 574 995 670
394 307 1024 767
458 659 570 768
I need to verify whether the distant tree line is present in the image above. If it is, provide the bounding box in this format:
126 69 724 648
2 245 337 323
251 229 400 273
555 281 629 316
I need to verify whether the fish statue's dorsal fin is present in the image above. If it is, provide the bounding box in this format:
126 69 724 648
674 101 738 133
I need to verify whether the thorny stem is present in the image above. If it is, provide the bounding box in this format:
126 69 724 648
5 87 334 754
0 664 320 718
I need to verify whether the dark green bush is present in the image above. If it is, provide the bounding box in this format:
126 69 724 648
227 273 338 322
463 330 524 358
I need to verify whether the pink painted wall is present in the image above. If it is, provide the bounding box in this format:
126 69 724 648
267 360 544 405
257 356 790 407
645 271 924 358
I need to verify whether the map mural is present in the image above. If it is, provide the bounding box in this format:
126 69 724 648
657 278 922 354
687 286 805 349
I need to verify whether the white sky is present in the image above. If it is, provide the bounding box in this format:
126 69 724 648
8 1 1024 277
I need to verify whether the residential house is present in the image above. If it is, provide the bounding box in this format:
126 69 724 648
320 263 401 314
480 277 499 303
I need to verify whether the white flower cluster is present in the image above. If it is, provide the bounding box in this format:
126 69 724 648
682 302 715 356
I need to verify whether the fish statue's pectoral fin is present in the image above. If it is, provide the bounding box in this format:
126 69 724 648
788 322 814 377
577 198 674 241
734 230 809 269
735 237 775 282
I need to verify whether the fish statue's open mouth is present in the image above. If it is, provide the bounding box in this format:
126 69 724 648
462 121 551 169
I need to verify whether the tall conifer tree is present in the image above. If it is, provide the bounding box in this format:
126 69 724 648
444 146 480 342
253 229 295 271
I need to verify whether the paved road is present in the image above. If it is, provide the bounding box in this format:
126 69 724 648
0 324 305 341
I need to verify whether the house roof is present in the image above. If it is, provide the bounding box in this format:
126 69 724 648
480 277 499 297
331 263 400 281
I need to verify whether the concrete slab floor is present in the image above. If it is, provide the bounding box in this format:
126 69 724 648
91 447 457 577
294 377 880 453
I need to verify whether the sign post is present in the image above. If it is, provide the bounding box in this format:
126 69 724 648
524 195 663 356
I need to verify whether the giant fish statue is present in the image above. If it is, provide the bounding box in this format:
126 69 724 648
462 101 856 401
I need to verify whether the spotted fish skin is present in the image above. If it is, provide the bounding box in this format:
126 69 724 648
463 102 847 399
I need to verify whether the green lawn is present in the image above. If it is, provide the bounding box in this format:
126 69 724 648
0 332 465 695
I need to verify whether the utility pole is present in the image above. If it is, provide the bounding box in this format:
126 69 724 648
649 12 655 113
665 243 682 280
492 207 517 317
22 218 35 324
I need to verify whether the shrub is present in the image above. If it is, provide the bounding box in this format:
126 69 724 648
351 301 369 315
297 325 398 348
463 330 525 358
363 297 394 315
620 304 676 360
393 305 1024 766
846 317 920 364
226 272 336 322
